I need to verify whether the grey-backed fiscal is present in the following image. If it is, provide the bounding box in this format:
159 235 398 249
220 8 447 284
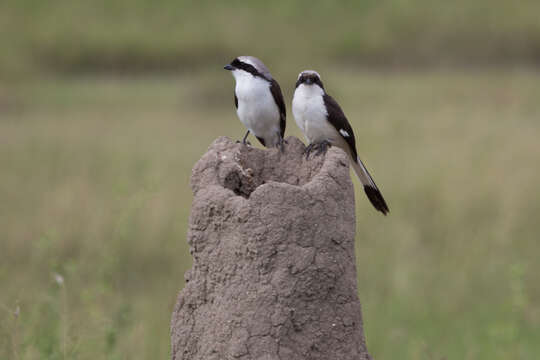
292 70 389 215
224 56 286 150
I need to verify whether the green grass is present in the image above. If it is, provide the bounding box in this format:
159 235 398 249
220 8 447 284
1 69 539 359
2 0 540 79
2 2 539 358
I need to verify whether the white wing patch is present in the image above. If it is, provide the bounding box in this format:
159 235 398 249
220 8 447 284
339 129 350 137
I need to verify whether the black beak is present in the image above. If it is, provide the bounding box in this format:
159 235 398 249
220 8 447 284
305 78 313 85
224 64 234 71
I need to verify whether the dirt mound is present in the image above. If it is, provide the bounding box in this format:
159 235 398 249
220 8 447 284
171 136 372 360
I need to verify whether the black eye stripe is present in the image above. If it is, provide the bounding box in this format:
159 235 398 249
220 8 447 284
231 58 266 79
295 74 324 89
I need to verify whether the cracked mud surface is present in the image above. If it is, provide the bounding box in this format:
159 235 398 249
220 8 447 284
171 136 372 360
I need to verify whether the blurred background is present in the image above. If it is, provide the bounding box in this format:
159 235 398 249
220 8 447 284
1 0 539 359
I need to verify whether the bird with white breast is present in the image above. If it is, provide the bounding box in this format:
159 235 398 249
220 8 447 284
292 70 389 215
224 56 286 150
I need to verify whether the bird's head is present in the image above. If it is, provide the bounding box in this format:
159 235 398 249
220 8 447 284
295 70 324 90
224 56 272 81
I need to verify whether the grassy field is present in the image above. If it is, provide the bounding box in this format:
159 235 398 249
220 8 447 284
1 0 540 358
1 69 539 359
2 0 540 78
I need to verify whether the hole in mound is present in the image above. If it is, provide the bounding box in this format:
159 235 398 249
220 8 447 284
221 142 326 198
223 170 262 198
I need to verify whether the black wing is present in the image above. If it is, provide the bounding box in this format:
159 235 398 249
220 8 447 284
270 79 286 138
234 94 238 109
323 94 358 159
324 94 389 215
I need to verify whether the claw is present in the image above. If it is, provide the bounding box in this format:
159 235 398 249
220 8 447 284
315 140 331 156
306 140 332 158
305 143 315 160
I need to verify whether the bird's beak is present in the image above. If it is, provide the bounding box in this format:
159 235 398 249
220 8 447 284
305 78 313 85
224 64 234 71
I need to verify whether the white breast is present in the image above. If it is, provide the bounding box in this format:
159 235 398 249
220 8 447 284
233 71 281 146
292 84 338 144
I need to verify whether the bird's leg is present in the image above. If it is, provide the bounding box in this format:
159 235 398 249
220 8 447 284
276 134 286 153
314 140 332 156
242 130 250 145
305 142 316 160
236 130 251 145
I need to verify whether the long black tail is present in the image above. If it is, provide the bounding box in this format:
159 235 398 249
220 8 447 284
351 157 389 215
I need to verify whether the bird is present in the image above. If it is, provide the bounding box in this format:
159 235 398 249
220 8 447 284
224 56 286 150
292 70 389 215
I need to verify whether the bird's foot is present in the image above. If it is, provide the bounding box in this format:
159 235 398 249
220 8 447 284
305 143 316 160
238 130 251 146
314 140 332 156
305 140 331 159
